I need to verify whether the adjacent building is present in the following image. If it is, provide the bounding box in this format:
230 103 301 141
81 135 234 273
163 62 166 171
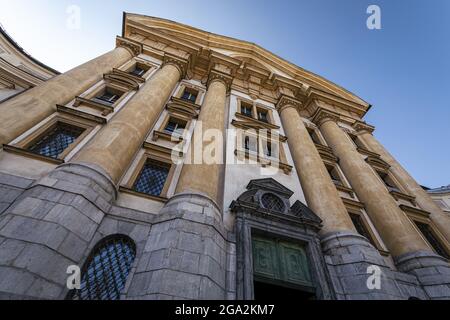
0 25 59 103
0 13 449 300
426 185 450 214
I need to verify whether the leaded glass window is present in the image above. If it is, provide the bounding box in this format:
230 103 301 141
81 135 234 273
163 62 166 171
28 123 84 159
261 193 285 213
414 221 449 259
69 235 136 300
133 160 170 196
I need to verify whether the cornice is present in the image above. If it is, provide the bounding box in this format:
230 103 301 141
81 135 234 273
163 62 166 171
116 36 143 57
122 13 372 112
163 53 189 78
304 87 368 120
352 120 375 134
311 108 341 127
276 95 303 113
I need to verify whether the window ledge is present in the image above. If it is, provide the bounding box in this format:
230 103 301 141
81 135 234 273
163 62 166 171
2 144 64 165
73 96 115 116
57 104 107 124
399 204 431 219
119 186 168 203
390 190 416 205
235 113 280 130
234 149 293 174
152 130 184 143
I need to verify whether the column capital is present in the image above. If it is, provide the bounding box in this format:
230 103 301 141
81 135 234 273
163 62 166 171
116 36 143 57
312 108 340 127
163 53 190 79
352 120 375 134
207 69 233 92
276 95 303 113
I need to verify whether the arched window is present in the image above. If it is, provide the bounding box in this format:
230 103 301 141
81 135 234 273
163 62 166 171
69 235 136 300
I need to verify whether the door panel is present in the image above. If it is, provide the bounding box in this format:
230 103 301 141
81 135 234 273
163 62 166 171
252 236 313 288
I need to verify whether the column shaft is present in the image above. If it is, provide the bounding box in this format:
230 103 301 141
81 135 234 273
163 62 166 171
75 63 181 183
319 119 430 257
175 79 227 204
359 132 450 242
0 46 133 145
279 106 355 234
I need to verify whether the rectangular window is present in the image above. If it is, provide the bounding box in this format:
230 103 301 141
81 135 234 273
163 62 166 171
243 135 257 152
94 87 121 105
326 164 343 186
307 128 322 145
241 102 253 117
414 221 449 259
377 171 399 192
130 66 145 77
257 109 269 123
349 213 376 247
164 118 187 136
181 88 198 103
28 123 84 159
133 160 170 197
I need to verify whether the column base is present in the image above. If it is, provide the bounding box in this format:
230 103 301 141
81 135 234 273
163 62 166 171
125 192 233 300
0 163 114 299
322 231 410 300
395 251 450 299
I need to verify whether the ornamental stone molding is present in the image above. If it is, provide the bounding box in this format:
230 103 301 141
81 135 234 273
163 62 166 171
311 108 341 127
207 69 233 92
276 94 303 113
352 120 375 134
162 53 190 79
116 36 143 57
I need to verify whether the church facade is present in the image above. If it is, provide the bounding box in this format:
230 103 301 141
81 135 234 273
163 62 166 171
0 13 449 300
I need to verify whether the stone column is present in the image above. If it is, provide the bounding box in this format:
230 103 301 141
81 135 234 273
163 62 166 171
75 55 186 183
126 70 233 300
278 99 405 300
175 70 231 207
315 109 430 258
0 37 139 146
355 122 450 243
277 96 355 235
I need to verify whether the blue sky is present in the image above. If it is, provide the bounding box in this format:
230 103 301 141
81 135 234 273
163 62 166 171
0 0 448 187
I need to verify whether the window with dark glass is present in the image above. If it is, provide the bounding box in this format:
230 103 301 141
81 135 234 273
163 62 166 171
94 87 121 105
241 102 253 117
133 160 170 197
349 133 364 149
28 123 84 159
307 128 322 145
349 213 376 247
164 118 187 136
257 109 269 123
414 221 449 259
326 164 343 186
265 141 272 157
68 235 136 300
130 65 146 77
243 136 257 153
376 171 399 192
181 88 198 103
